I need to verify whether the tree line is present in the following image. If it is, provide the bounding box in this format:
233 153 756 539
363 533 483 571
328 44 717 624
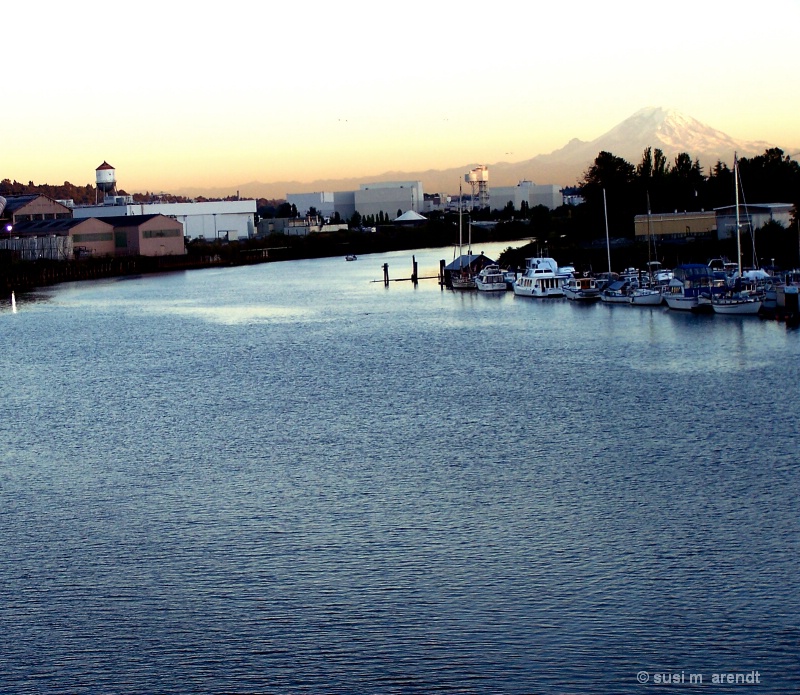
575 147 800 242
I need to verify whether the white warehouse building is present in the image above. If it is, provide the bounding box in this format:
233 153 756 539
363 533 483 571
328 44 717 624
490 181 563 211
354 181 423 219
286 192 336 219
71 162 257 240
72 199 257 241
287 181 423 221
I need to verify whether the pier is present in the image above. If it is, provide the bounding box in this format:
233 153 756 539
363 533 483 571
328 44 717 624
373 256 444 287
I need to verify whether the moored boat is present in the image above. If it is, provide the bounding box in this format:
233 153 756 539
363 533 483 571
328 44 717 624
474 264 508 292
711 294 762 314
599 280 633 304
711 155 763 316
564 276 600 301
513 257 566 298
629 287 663 306
664 264 716 311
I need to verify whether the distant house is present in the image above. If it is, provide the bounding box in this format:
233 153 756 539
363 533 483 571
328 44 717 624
0 194 71 226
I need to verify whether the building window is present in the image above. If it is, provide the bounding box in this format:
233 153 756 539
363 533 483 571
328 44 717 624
142 229 181 239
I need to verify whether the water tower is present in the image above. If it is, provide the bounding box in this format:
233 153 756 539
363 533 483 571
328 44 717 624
95 161 117 203
465 165 489 210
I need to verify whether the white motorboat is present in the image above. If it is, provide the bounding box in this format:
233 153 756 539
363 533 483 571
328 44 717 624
564 276 600 301
474 264 507 292
513 257 565 298
345 254 357 261
647 261 673 285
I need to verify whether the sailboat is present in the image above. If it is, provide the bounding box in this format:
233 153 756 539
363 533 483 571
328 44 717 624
630 193 664 306
712 155 762 315
450 183 475 290
599 189 633 304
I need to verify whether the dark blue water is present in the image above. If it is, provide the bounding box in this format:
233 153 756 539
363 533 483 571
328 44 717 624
2 244 799 694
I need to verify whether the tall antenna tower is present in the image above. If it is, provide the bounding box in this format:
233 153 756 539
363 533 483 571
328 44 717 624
465 165 489 210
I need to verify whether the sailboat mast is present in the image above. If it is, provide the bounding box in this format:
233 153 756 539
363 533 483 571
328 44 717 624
646 191 653 282
734 153 742 277
458 181 463 265
603 188 611 275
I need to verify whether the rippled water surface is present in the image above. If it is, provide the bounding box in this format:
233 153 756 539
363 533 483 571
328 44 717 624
2 244 799 693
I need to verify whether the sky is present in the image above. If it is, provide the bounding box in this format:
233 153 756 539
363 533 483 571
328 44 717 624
4 0 799 196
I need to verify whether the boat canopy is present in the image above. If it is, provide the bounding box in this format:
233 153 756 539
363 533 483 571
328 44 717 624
444 254 494 271
674 264 713 281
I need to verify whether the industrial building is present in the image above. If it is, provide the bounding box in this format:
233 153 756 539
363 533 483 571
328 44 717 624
70 162 257 241
713 203 793 240
634 203 794 241
287 182 423 221
0 194 72 224
1 193 185 258
633 211 717 240
489 181 564 212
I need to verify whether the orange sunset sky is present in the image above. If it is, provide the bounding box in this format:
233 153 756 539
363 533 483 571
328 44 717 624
4 0 799 196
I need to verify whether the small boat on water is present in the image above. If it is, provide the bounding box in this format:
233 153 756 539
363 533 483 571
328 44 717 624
629 287 663 306
664 264 716 311
503 268 518 289
451 267 476 290
711 155 764 316
599 280 633 304
345 254 357 261
474 264 508 292
449 182 476 290
513 257 566 298
711 294 762 314
775 271 800 317
564 276 600 301
647 261 673 285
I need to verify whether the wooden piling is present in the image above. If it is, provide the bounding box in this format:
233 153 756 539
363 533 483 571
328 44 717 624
412 256 418 286
383 263 389 286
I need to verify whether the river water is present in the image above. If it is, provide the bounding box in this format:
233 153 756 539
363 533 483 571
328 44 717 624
1 242 798 694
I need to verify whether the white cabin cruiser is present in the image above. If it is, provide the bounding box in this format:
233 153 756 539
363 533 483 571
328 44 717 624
474 264 507 292
513 257 566 298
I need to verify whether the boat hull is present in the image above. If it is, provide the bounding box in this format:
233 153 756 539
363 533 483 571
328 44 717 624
600 293 630 304
565 290 600 301
712 299 762 315
475 281 507 292
664 295 697 311
451 277 475 290
629 290 663 306
513 284 564 298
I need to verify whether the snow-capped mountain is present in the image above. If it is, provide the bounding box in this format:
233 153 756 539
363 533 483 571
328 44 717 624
181 107 787 199
521 106 777 186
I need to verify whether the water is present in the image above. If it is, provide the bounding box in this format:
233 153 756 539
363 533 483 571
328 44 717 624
2 243 799 694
